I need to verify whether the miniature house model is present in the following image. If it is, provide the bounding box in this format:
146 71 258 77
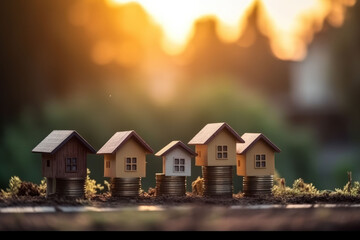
188 122 244 197
236 133 281 196
97 130 153 197
155 141 196 177
155 141 196 196
32 130 96 197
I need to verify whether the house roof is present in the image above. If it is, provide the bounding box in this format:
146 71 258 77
32 130 96 154
97 131 153 154
188 122 244 145
155 141 196 157
236 133 281 154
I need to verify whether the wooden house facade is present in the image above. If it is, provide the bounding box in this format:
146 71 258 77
32 130 96 195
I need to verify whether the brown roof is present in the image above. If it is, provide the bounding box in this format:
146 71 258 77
32 130 96 154
97 131 153 154
188 122 244 145
155 141 196 157
236 133 281 154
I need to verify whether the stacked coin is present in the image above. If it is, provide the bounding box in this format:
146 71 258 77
202 166 233 198
111 177 141 197
243 175 273 197
56 178 85 198
155 173 186 197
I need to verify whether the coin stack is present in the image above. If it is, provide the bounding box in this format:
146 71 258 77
202 166 233 198
111 177 141 197
56 178 85 198
242 175 273 196
155 173 186 197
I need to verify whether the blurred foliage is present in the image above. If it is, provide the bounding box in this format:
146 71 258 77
331 2 360 140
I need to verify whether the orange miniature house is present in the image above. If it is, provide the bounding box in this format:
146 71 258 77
236 133 281 176
188 122 244 166
97 131 153 178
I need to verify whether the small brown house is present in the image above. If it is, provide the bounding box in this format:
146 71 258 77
97 131 154 178
188 122 244 166
32 130 96 196
236 133 281 177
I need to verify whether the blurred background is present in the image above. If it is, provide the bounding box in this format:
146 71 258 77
0 0 359 192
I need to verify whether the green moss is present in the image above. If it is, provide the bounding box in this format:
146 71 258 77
272 178 320 197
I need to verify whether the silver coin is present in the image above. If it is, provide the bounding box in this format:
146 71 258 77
243 175 274 196
155 173 186 197
56 178 85 198
202 166 233 198
111 177 141 197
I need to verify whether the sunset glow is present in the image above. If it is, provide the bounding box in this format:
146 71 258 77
108 0 356 60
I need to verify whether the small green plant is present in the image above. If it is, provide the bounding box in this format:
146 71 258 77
39 178 47 197
192 176 204 196
1 176 22 198
84 168 104 199
104 180 111 192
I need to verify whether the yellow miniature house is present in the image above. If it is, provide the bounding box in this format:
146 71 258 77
188 122 244 166
97 131 153 178
236 133 281 176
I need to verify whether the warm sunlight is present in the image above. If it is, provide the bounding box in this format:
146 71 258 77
108 0 356 60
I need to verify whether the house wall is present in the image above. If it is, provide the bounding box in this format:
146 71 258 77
164 147 192 176
236 154 246 176
104 154 116 177
195 145 207 166
115 138 147 178
162 157 166 174
54 137 88 178
42 153 54 177
207 130 237 166
245 140 275 176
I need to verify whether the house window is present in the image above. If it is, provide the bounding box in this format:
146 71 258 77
237 159 240 167
106 161 110 168
216 145 228 159
174 158 185 173
255 154 266 168
125 157 137 172
46 160 50 167
65 157 77 173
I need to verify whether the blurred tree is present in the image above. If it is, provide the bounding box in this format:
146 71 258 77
331 2 360 140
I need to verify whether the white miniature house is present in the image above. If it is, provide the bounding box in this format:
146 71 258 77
155 140 196 176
